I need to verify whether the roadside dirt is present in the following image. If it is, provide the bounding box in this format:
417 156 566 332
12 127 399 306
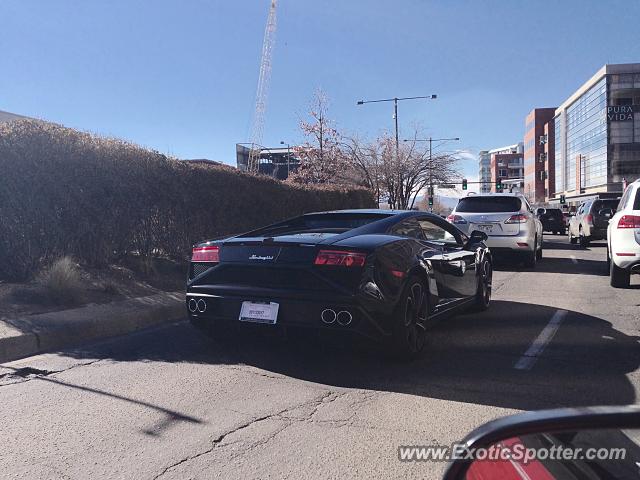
0 257 186 320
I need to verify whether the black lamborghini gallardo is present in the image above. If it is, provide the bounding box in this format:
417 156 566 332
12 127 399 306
186 209 492 358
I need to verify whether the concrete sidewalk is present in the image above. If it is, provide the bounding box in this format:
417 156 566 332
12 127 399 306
0 292 185 363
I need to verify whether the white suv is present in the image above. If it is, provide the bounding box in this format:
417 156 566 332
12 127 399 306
448 193 543 268
606 179 640 288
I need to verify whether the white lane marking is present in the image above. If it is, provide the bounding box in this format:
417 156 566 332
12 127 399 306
570 255 578 264
514 309 568 371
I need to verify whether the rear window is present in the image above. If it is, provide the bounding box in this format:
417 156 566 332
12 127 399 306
592 199 619 212
634 189 640 210
245 213 391 237
544 209 562 218
456 196 522 213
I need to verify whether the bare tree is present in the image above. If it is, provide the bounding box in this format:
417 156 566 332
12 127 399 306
289 89 347 185
343 130 460 210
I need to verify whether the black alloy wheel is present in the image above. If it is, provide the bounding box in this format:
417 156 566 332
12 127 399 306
472 260 492 311
392 277 429 360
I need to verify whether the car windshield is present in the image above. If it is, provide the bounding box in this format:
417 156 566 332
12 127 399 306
456 196 522 213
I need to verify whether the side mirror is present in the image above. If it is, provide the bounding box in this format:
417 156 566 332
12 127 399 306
467 230 488 244
443 406 640 480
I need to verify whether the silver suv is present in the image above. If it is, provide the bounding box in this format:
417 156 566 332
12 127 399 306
447 193 543 267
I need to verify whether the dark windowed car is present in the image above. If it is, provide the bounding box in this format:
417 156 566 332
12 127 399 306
186 210 493 359
568 198 620 247
537 208 566 235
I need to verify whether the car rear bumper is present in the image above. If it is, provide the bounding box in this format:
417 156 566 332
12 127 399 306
185 289 393 341
542 222 565 232
590 227 607 240
612 254 640 271
484 233 536 253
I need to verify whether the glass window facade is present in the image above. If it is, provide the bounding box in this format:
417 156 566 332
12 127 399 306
565 77 608 190
608 73 640 183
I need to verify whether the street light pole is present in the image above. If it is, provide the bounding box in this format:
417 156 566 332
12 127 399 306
406 137 460 212
357 94 437 161
394 98 399 157
280 141 290 178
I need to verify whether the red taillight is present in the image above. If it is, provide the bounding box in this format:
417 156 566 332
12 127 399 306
505 214 528 224
618 215 640 229
314 250 367 267
192 246 220 262
447 214 467 224
585 214 593 224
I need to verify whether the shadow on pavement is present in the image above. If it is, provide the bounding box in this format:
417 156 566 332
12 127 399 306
59 300 640 413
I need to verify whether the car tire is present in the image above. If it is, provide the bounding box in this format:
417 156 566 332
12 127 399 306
391 276 430 360
606 244 611 268
536 244 543 260
579 228 589 248
523 241 537 268
569 231 577 244
471 260 492 312
610 259 630 288
560 228 566 236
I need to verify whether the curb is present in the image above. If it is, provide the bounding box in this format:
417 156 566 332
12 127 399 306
0 291 185 364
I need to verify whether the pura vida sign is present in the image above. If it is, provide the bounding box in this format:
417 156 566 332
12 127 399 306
607 105 634 121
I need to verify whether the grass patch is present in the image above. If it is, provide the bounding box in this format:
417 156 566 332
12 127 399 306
37 257 83 305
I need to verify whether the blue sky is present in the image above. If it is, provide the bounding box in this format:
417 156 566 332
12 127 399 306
1 0 639 185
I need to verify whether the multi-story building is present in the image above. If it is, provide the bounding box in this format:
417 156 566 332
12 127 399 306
524 108 556 203
553 63 640 205
489 143 524 193
478 150 491 193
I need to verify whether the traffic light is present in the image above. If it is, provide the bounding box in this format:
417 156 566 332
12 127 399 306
496 178 503 192
560 194 566 205
428 196 434 207
462 178 468 190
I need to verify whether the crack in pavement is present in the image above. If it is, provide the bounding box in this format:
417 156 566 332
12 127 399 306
0 358 105 387
152 390 342 479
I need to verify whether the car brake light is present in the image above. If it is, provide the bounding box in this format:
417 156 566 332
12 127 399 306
618 215 640 229
505 214 528 224
585 214 593 224
446 214 468 224
192 246 220 262
314 250 367 267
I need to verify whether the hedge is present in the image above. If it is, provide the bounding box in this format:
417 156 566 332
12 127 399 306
0 120 375 280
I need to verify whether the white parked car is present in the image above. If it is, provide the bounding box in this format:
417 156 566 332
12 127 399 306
606 179 640 288
448 193 543 268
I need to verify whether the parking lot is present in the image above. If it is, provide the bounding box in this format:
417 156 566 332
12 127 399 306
1 235 639 479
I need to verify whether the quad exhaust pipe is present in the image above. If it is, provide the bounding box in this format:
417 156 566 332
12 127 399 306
321 308 352 326
188 298 207 313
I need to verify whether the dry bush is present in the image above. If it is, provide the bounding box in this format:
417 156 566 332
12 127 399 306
0 120 375 280
37 257 83 304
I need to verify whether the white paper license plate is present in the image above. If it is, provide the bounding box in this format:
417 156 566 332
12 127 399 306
477 224 494 233
239 301 279 324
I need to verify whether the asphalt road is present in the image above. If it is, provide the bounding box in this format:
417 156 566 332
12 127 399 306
1 235 639 479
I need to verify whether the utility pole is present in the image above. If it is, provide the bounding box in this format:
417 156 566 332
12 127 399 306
408 137 460 212
280 141 290 178
357 94 437 161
